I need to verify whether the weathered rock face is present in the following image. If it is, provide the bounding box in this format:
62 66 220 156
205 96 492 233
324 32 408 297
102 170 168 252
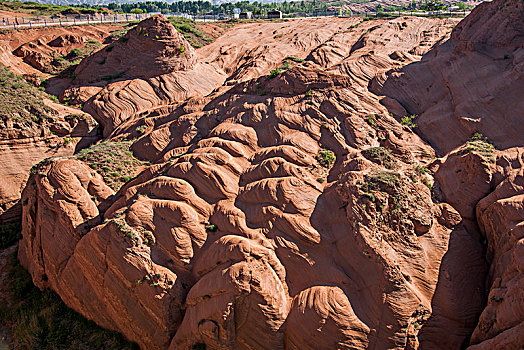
14 4 524 350
1 24 119 75
432 145 524 349
18 14 493 350
13 34 88 73
63 15 225 138
375 0 524 154
372 2 524 345
0 99 98 223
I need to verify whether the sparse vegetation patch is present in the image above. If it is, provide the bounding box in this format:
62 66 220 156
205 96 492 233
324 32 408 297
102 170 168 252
400 114 417 129
167 17 213 48
269 61 291 79
362 147 396 169
464 132 495 161
285 56 304 63
0 248 138 350
76 141 143 190
316 149 336 168
0 64 52 125
50 39 102 76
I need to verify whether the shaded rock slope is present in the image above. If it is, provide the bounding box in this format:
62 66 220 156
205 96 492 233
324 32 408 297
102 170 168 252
374 0 524 154
14 4 524 350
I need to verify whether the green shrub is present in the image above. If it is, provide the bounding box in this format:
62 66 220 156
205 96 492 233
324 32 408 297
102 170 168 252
269 61 292 79
136 125 147 134
285 56 304 63
269 67 283 79
414 165 429 175
205 224 218 232
400 114 417 129
316 149 336 168
362 147 396 169
68 48 82 58
365 114 376 126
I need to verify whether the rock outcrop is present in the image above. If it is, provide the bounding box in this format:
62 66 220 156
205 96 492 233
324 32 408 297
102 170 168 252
72 15 196 84
1 24 120 75
18 14 492 350
13 3 524 350
375 0 524 154
0 66 98 223
63 15 225 138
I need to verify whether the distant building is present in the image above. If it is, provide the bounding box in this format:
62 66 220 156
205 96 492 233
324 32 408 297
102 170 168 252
239 11 253 19
448 5 460 11
233 8 240 19
267 9 282 19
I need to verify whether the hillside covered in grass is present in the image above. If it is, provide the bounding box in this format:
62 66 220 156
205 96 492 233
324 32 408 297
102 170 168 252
0 64 51 125
0 1 109 16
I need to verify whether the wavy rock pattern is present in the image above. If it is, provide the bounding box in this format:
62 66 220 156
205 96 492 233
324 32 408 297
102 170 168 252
16 5 524 350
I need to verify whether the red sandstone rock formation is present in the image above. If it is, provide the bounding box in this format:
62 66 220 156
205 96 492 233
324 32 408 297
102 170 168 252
0 97 98 223
12 2 524 350
374 0 524 154
63 15 225 138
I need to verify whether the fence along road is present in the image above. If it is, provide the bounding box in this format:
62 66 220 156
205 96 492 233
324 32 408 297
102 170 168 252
0 12 150 29
0 9 470 30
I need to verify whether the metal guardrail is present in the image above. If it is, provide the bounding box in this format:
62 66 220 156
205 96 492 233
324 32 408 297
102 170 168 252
0 9 469 30
181 9 469 21
0 12 151 29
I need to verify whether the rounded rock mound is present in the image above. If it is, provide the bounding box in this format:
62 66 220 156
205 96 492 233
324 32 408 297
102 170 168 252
73 15 196 84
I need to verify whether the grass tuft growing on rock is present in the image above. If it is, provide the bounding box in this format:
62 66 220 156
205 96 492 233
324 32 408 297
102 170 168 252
365 170 401 191
362 147 396 169
465 133 495 160
76 141 143 191
167 17 213 48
